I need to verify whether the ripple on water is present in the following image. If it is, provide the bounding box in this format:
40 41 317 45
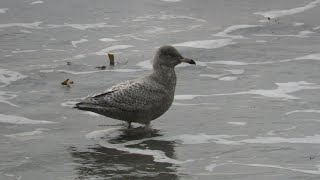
30 1 44 5
173 39 236 49
0 114 56 124
212 24 261 39
86 128 189 164
0 8 8 13
4 128 49 140
0 91 19 107
0 68 28 87
254 0 320 19
175 81 320 100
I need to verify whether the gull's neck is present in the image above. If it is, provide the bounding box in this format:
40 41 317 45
150 65 177 88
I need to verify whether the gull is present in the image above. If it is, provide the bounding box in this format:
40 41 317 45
75 45 196 128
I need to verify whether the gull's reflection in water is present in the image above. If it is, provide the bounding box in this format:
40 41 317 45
69 127 179 180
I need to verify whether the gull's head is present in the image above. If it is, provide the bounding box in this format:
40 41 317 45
153 45 196 69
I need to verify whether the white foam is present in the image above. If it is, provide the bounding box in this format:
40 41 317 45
206 60 249 65
254 0 320 18
116 34 148 41
266 130 276 136
204 59 275 66
286 109 320 115
4 128 48 140
200 73 238 81
144 27 165 33
199 74 224 79
93 45 134 55
175 81 320 100
205 163 217 172
256 40 267 43
253 30 314 38
0 114 56 124
173 39 236 49
271 53 320 64
219 76 238 81
12 50 37 53
300 30 315 36
227 122 247 126
267 126 296 136
86 128 187 164
71 38 88 47
133 14 206 22
60 100 80 108
162 15 206 22
171 24 202 33
82 111 101 117
172 102 213 106
294 53 320 61
240 134 320 144
43 48 65 52
4 174 15 177
136 60 153 69
220 81 320 100
99 38 117 42
39 69 54 73
226 69 244 75
47 23 118 30
160 0 181 2
175 134 243 145
30 1 43 4
232 163 320 175
293 22 304 26
168 132 320 145
0 91 18 107
218 53 320 65
0 21 42 29
314 26 320 30
174 94 208 100
0 68 28 87
213 25 261 39
20 30 32 33
0 8 8 13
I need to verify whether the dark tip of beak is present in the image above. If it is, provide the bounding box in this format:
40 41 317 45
189 59 196 65
181 58 196 65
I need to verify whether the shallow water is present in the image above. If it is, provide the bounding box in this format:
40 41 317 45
1 0 320 179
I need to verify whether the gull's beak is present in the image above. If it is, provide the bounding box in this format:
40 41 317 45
180 58 196 65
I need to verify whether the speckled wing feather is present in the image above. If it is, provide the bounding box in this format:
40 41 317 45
76 78 167 112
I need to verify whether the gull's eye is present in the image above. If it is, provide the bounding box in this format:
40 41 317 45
168 52 176 57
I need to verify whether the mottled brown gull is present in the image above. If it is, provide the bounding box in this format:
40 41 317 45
75 45 195 128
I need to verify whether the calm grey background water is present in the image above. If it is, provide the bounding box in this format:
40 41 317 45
1 0 320 179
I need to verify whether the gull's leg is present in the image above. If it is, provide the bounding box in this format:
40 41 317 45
128 122 132 129
145 122 151 130
144 122 152 137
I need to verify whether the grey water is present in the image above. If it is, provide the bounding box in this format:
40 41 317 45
1 0 320 179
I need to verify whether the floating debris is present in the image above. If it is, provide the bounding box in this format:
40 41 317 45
268 17 271 20
61 79 73 86
108 53 115 66
310 156 316 160
95 66 107 70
